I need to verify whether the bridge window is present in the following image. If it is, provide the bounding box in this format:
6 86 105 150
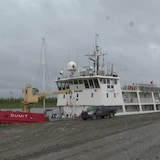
69 80 73 85
78 79 83 84
65 81 69 89
56 81 70 90
84 79 89 88
99 78 107 84
61 82 65 90
73 80 78 84
89 79 94 88
93 79 100 88
110 79 113 84
56 82 62 90
110 79 117 85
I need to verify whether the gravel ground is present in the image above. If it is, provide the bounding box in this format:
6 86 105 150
1 113 160 160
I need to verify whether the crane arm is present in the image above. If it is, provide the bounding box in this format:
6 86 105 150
22 85 71 112
38 89 71 98
23 85 71 104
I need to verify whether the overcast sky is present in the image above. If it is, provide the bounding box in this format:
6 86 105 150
1 0 160 98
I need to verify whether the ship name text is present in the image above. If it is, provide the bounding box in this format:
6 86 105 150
10 113 28 118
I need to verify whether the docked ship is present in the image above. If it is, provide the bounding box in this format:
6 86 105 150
0 86 49 124
0 83 72 123
0 111 48 124
55 36 160 117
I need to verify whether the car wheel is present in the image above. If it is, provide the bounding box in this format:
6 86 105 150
92 115 97 120
83 118 87 120
109 112 114 118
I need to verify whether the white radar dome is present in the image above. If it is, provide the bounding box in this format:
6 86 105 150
67 61 77 72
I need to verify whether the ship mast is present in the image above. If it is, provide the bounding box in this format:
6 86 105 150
95 34 100 75
89 34 100 75
86 34 104 75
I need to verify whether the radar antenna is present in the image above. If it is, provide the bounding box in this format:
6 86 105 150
85 34 107 75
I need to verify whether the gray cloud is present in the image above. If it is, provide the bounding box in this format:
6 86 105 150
0 0 160 97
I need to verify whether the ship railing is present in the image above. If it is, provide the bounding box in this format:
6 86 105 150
139 86 160 93
132 83 160 93
124 98 138 103
155 99 160 103
140 98 153 103
79 70 105 76
124 98 154 104
123 85 139 91
79 71 94 76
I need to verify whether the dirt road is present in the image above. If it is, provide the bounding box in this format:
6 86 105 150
1 113 160 160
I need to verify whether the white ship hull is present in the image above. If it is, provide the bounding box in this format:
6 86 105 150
56 83 160 118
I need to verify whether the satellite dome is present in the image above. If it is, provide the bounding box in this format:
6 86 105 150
67 61 77 72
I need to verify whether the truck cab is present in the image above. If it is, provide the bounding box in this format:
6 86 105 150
81 105 116 120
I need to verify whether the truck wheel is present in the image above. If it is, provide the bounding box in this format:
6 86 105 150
92 115 97 120
109 112 114 118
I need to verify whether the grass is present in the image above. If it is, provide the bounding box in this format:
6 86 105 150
0 98 57 109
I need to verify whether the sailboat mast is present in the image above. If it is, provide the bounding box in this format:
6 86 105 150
41 37 46 110
42 38 46 92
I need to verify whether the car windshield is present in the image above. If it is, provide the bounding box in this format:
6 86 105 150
87 106 98 112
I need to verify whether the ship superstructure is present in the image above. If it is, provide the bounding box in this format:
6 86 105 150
55 36 160 117
122 83 160 114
